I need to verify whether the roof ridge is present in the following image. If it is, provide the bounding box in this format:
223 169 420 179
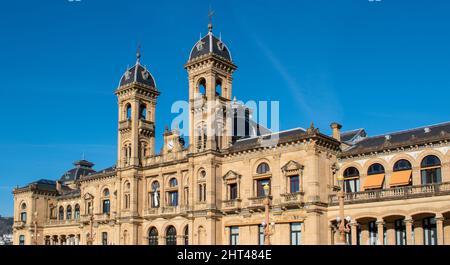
361 121 450 140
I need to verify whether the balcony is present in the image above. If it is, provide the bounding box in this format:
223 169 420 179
13 221 25 229
119 120 131 131
280 192 305 209
139 120 155 135
221 199 242 214
95 213 113 224
47 219 79 226
143 208 160 218
161 206 178 215
329 182 450 205
247 197 266 211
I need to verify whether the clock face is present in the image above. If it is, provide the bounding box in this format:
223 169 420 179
167 140 174 150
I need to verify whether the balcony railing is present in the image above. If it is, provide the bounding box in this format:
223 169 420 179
139 119 155 132
13 221 25 229
329 182 450 205
119 120 131 131
248 197 266 208
281 192 305 207
47 219 80 226
221 200 242 213
144 208 159 216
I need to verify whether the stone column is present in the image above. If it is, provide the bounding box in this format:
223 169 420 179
436 215 444 245
377 220 385 245
405 218 414 245
413 220 423 245
386 222 396 245
351 222 358 245
328 224 334 245
360 223 369 245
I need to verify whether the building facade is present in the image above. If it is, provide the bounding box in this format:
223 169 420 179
12 22 450 246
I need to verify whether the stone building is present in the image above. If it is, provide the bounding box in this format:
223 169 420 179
12 22 450 245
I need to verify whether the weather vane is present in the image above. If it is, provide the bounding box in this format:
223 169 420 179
208 6 215 32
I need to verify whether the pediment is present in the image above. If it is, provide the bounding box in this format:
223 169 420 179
223 170 241 181
281 160 304 172
83 192 94 200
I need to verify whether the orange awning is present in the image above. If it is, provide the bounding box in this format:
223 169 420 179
363 174 385 190
389 170 412 187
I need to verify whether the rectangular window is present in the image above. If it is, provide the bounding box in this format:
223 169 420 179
421 168 442 185
102 200 110 214
290 223 302 245
423 217 437 245
230 227 239 245
229 183 238 200
102 232 108 245
20 212 27 223
19 235 25 245
344 178 360 193
258 225 265 245
198 184 203 202
87 202 92 214
256 179 270 197
289 175 300 193
169 191 178 207
395 219 406 245
368 221 378 245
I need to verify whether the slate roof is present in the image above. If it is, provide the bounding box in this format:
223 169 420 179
342 122 450 156
59 160 96 183
119 63 157 88
189 31 232 62
229 127 321 153
341 129 366 143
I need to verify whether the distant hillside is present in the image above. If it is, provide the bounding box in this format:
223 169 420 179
0 216 13 235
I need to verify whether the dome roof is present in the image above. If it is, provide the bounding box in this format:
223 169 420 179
118 50 157 89
189 30 232 62
59 160 96 183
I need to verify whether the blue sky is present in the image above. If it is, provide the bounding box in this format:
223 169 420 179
0 0 449 216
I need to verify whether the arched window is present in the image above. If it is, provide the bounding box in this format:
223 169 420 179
215 79 222 97
203 124 207 149
66 205 72 220
126 104 132 120
74 204 80 220
184 226 189 245
102 188 110 214
198 79 206 96
59 206 64 220
166 226 177 245
124 182 131 209
367 163 385 175
169 178 178 187
343 167 360 193
148 227 159 245
139 104 147 120
20 203 27 222
256 163 270 174
394 160 412 171
123 230 129 245
197 126 203 150
421 155 442 184
150 181 160 208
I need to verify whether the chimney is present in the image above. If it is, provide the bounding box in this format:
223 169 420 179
56 181 62 194
330 122 342 142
